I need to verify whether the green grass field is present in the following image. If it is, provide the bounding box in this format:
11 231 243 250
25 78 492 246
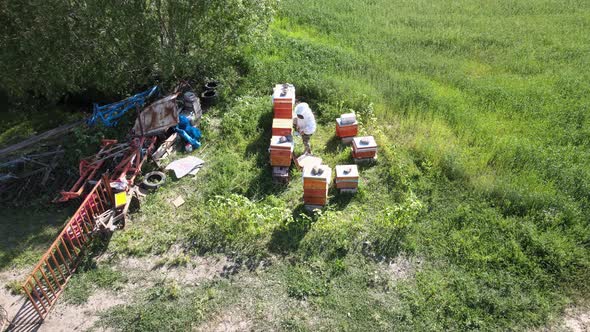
2 0 589 330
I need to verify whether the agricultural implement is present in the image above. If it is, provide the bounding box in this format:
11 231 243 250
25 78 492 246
87 85 159 127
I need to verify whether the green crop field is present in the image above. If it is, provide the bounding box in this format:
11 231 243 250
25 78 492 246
1 0 589 330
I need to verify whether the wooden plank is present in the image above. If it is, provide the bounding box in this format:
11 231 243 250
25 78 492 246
0 121 82 158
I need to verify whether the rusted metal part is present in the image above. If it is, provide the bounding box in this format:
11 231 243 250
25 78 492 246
109 136 157 186
21 177 115 320
54 140 120 203
132 94 180 136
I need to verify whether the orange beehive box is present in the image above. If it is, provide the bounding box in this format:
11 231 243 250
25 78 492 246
303 196 328 205
273 84 295 119
272 118 293 136
273 100 294 119
336 118 359 138
302 165 331 195
269 136 294 166
335 165 359 189
352 136 377 158
303 188 329 197
271 156 292 166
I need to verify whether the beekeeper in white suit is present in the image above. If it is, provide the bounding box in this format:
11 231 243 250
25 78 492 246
294 102 317 155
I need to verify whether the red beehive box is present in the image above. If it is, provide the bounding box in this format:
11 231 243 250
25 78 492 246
352 136 377 159
336 115 359 138
272 84 295 119
269 136 294 167
272 118 292 137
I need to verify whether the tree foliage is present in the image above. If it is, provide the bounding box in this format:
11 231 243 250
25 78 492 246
0 0 275 100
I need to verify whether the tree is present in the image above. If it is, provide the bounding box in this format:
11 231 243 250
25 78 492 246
0 0 275 100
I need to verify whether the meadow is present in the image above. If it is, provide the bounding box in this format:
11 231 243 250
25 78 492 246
1 0 589 330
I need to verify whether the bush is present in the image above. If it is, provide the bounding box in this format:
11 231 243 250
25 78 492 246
0 0 276 100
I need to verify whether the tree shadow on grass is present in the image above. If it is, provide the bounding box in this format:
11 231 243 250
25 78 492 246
268 204 313 255
244 112 291 199
0 206 75 270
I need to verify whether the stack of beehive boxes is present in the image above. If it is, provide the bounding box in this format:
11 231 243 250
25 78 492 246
335 113 358 143
303 164 332 209
352 136 378 162
269 84 295 181
335 165 359 193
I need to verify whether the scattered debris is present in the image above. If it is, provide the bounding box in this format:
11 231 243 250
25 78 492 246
172 195 185 208
152 133 178 161
142 171 166 190
181 91 203 126
88 86 159 127
165 156 205 179
133 93 180 136
176 115 202 151
0 121 81 158
0 147 65 203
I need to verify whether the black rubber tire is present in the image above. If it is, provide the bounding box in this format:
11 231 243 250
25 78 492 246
143 171 166 189
204 81 219 90
200 89 219 106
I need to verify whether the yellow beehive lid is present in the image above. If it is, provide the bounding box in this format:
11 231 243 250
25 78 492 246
272 118 293 129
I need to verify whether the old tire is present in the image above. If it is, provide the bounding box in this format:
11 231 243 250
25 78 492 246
201 90 218 106
143 171 166 190
204 81 219 90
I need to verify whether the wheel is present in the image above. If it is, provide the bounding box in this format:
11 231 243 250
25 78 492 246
142 171 166 189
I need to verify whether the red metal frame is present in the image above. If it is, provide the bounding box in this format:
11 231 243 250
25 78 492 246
54 140 118 203
109 136 157 185
22 177 114 320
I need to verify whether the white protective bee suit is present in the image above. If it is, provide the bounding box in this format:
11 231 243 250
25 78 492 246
294 103 316 154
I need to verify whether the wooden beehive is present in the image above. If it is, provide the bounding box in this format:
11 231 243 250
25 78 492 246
335 165 359 189
336 113 359 138
352 136 377 159
272 84 295 119
269 136 294 167
302 165 332 206
272 118 293 137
